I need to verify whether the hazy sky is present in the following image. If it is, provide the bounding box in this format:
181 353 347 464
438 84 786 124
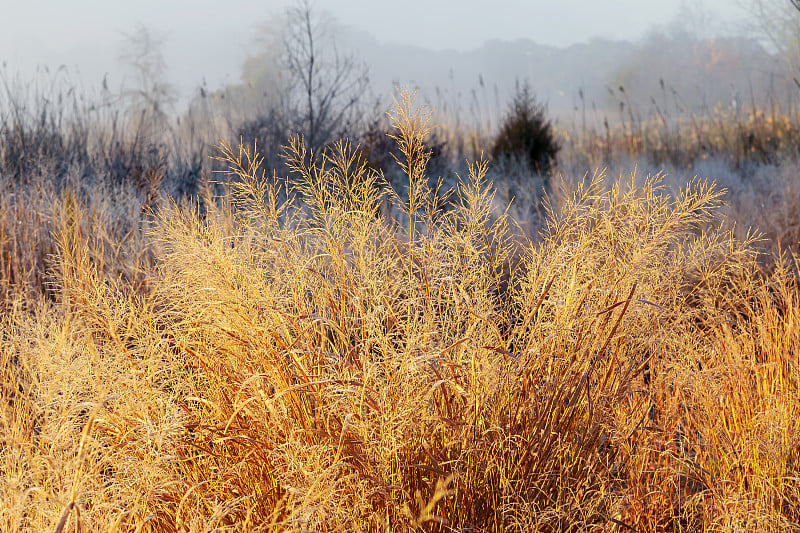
0 0 745 99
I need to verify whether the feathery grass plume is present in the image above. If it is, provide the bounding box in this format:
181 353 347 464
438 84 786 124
386 85 452 239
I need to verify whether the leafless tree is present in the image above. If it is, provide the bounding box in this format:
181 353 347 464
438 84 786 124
281 0 370 150
738 0 800 79
118 24 177 140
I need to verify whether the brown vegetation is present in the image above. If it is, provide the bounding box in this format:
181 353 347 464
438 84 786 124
1 87 799 532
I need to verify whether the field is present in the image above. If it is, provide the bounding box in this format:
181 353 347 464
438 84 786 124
2 75 800 532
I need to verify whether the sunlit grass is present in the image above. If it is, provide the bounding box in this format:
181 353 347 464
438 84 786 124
561 100 800 171
1 86 799 531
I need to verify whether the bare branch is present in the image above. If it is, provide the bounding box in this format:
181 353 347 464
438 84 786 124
280 0 370 150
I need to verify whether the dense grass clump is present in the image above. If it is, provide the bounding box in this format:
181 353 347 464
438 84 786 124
1 87 799 532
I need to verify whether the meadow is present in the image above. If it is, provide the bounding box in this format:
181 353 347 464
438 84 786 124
1 71 800 532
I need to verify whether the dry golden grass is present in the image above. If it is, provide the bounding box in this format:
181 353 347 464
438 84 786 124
560 101 800 172
1 86 799 532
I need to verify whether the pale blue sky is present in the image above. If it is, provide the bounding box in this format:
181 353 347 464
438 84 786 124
0 0 745 99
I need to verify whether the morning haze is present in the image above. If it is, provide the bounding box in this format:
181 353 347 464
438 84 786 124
1 0 747 117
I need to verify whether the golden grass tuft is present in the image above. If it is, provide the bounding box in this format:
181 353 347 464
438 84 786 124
1 86 799 531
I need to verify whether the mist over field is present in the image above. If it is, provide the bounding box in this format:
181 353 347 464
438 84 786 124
0 0 753 117
1 0 784 169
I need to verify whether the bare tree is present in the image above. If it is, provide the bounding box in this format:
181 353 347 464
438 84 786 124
118 24 177 140
280 0 370 150
738 0 800 79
